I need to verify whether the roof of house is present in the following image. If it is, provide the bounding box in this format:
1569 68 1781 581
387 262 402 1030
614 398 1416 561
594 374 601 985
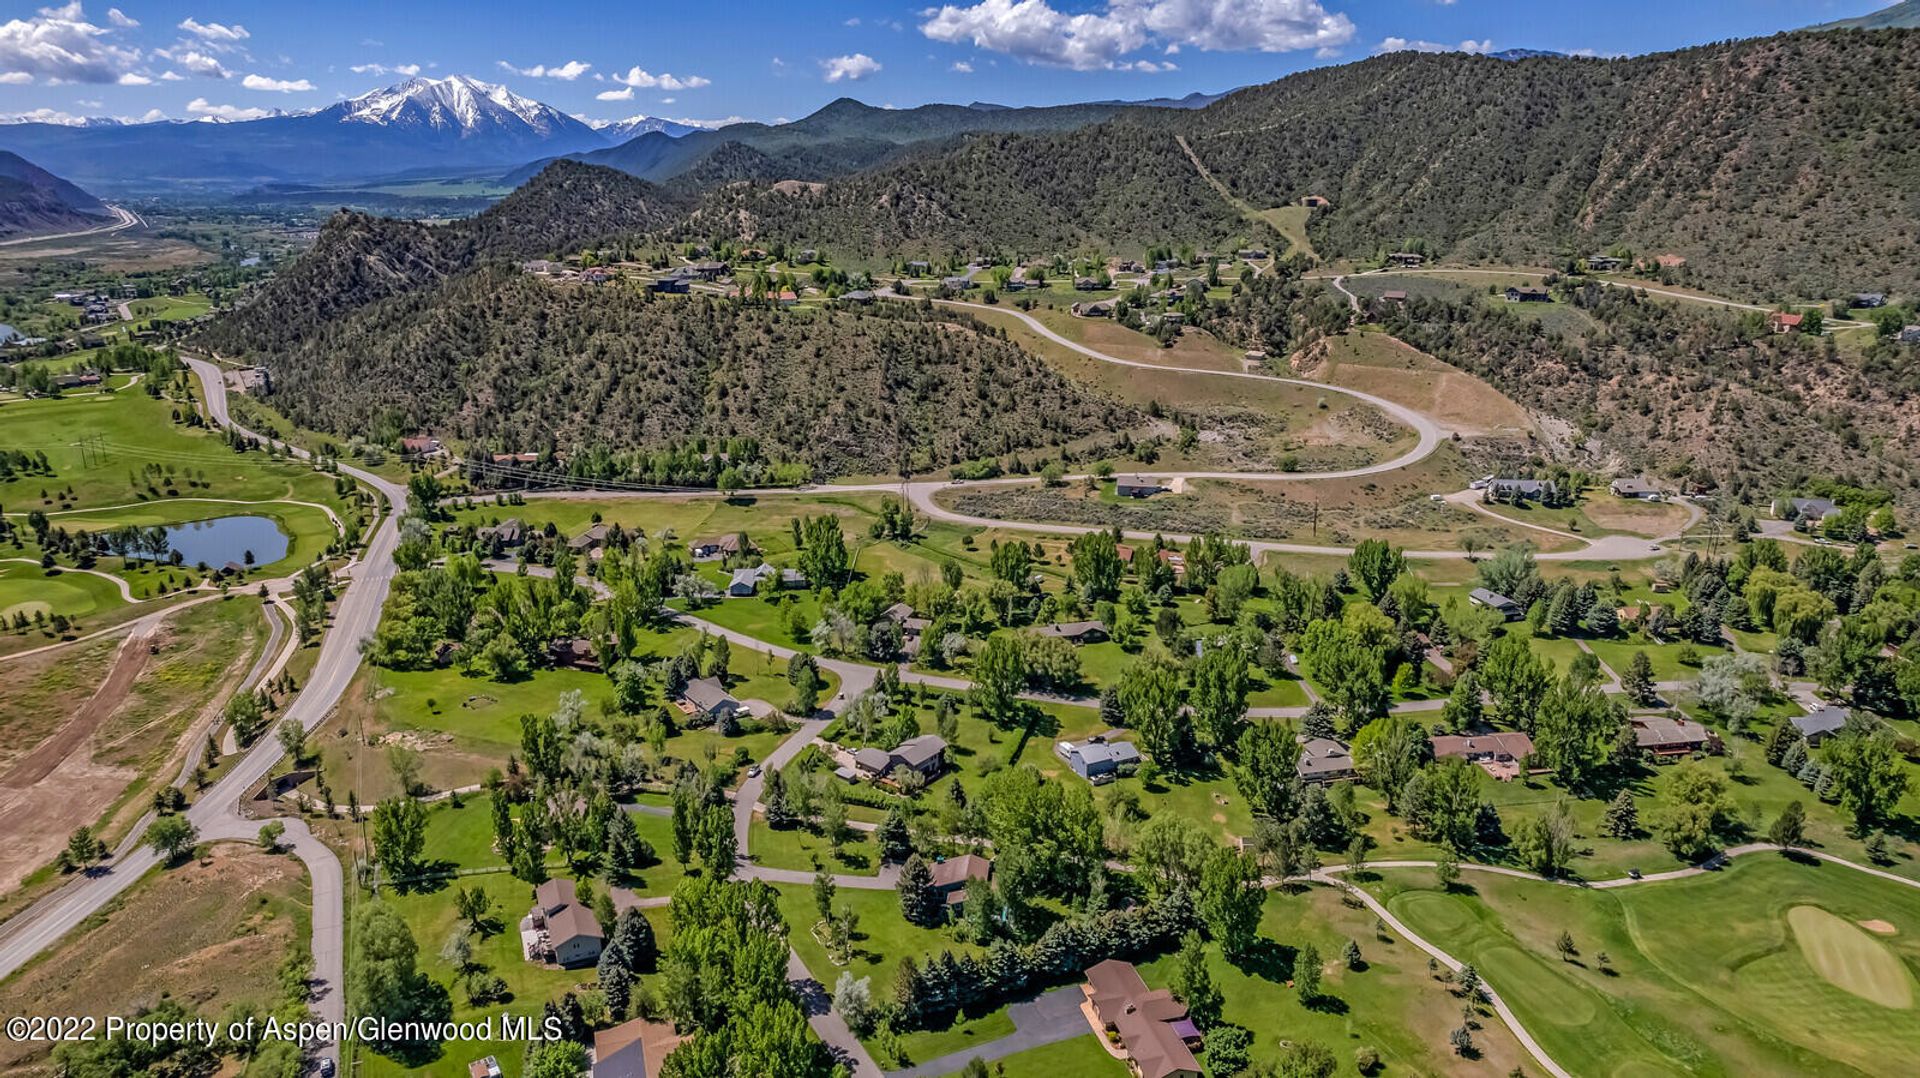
1791 706 1851 738
1770 311 1805 327
1469 587 1518 608
883 602 916 623
1631 715 1712 749
1431 730 1535 760
1611 477 1658 495
681 676 739 714
1036 619 1107 639
729 563 774 590
929 854 993 890
569 523 612 549
1114 474 1164 489
1085 959 1201 1078
1058 738 1141 768
547 901 603 946
534 877 577 911
1296 737 1355 778
1491 477 1555 493
1789 497 1837 518
592 1017 685 1078
468 1057 503 1078
855 734 949 774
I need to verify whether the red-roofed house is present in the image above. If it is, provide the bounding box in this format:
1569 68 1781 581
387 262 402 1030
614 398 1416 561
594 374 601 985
1768 312 1804 334
1084 959 1202 1078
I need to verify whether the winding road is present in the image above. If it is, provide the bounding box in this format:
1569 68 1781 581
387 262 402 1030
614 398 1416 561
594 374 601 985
0 355 405 1074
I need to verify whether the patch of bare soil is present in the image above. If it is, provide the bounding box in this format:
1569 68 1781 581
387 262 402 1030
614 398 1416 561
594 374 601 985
1860 919 1897 936
0 846 306 1075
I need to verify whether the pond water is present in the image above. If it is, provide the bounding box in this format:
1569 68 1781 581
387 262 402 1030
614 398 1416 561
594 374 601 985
143 515 291 568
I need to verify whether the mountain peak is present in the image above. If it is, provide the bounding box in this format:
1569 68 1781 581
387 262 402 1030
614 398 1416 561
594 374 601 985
331 74 581 138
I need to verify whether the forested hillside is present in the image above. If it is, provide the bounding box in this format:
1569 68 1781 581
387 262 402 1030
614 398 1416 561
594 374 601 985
679 30 1920 300
0 151 109 239
216 266 1131 477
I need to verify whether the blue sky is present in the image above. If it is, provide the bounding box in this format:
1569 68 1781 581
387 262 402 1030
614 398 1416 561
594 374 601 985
0 1 1896 127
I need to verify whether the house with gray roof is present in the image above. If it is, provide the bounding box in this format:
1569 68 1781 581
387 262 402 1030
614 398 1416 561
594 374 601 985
852 734 948 781
1468 587 1522 620
1296 737 1356 784
679 677 744 725
1056 737 1142 784
1790 705 1851 746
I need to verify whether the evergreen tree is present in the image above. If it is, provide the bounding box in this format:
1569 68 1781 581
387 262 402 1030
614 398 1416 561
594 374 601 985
1171 932 1223 1028
1623 651 1657 706
876 806 913 863
1601 789 1639 839
899 855 942 926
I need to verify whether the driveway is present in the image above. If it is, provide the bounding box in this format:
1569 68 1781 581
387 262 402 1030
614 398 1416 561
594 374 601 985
884 986 1091 1078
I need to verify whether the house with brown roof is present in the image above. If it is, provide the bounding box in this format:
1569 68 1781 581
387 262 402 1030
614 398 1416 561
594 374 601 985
1035 620 1109 644
548 637 601 672
1505 285 1551 303
928 854 992 914
1768 311 1805 334
853 734 948 781
521 878 603 968
1631 715 1718 757
592 1016 686 1078
1296 736 1356 785
1431 730 1535 780
1083 959 1202 1078
689 534 742 560
569 523 612 553
1387 252 1424 268
468 1057 504 1078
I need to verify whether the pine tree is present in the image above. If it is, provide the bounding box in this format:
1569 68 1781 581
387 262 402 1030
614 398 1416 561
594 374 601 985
1601 789 1639 839
898 855 941 926
1763 720 1797 766
1171 932 1222 1028
1623 651 1657 706
1294 942 1322 1004
876 807 913 863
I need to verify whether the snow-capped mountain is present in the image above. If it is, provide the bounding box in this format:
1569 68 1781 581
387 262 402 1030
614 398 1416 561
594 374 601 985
324 75 595 141
592 114 705 142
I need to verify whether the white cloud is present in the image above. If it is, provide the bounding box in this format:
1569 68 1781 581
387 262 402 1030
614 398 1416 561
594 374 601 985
242 73 313 92
950 60 973 72
822 53 881 82
920 0 1352 71
845 17 861 26
610 65 710 91
595 86 632 101
105 8 135 27
177 17 248 42
1376 36 1493 55
76 96 99 106
158 47 231 78
185 96 271 121
351 62 421 77
497 58 590 80
115 70 148 84
0 2 145 84
0 106 84 124
158 69 182 80
0 71 32 84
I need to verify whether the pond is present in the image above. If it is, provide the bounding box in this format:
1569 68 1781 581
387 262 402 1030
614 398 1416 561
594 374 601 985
142 515 291 569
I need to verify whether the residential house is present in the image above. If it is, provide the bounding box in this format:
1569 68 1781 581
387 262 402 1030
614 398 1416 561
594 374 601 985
727 562 776 596
1296 736 1357 785
1083 959 1203 1078
1074 277 1103 292
231 366 271 395
1237 248 1269 260
1775 496 1837 524
797 249 818 264
1586 255 1625 271
468 1057 504 1078
1301 194 1331 208
1505 285 1551 303
591 1016 686 1078
679 677 745 726
1034 620 1108 644
1488 477 1557 502
906 260 932 275
1431 731 1535 780
492 452 539 465
548 637 601 672
1055 737 1142 784
649 277 690 294
1379 290 1409 305
1851 293 1887 309
1654 253 1687 269
521 879 603 967
1898 325 1920 345
568 523 612 553
1152 259 1180 273
1468 587 1522 620
840 289 875 304
1114 475 1167 498
477 518 527 547
1118 259 1145 273
687 261 728 280
1768 311 1804 334
852 734 949 781
1156 548 1187 576
928 855 993 915
1791 706 1851 746
1387 252 1425 268
942 276 975 291
689 534 742 561
400 435 443 456
1631 715 1718 757
780 567 808 589
1610 477 1660 499
0 323 25 346
1071 300 1113 318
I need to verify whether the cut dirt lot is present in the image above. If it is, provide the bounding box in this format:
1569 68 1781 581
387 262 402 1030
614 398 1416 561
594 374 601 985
0 598 264 897
0 845 308 1075
1294 330 1536 438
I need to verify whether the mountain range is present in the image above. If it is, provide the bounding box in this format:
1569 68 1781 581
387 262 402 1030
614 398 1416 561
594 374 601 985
0 151 108 239
1809 1 1920 30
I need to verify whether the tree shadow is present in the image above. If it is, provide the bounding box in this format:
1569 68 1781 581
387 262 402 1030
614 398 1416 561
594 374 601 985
1232 938 1296 984
1302 993 1349 1015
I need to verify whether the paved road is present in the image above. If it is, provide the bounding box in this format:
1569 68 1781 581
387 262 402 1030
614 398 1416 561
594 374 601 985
0 356 406 1074
0 204 141 247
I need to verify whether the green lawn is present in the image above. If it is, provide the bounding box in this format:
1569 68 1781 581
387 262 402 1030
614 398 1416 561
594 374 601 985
749 819 882 876
0 559 128 621
777 883 973 997
0 379 349 515
940 1033 1127 1078
1368 855 1920 1078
